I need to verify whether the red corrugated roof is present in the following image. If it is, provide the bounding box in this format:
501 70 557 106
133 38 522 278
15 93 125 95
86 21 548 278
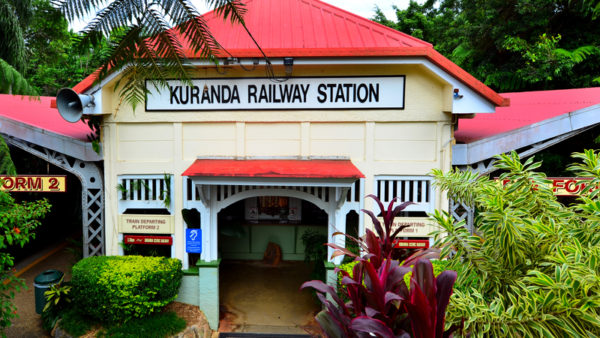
72 0 507 107
182 159 364 179
194 0 431 52
0 95 92 142
455 87 600 143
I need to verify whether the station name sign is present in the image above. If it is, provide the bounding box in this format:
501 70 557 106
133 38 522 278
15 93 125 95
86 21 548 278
145 76 405 111
0 175 66 192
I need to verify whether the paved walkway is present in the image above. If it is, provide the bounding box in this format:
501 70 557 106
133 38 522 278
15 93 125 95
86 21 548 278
5 241 76 338
219 260 321 335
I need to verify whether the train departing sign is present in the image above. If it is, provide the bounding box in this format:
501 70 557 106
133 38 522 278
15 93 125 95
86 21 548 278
0 175 66 192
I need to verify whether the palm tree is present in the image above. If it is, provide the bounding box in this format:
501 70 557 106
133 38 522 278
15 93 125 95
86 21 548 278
0 0 248 173
52 0 249 109
0 0 38 95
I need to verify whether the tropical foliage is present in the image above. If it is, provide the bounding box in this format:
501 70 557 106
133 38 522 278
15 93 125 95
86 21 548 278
302 196 459 337
22 0 108 96
431 150 600 336
51 0 252 109
0 187 51 334
0 0 38 95
374 0 600 91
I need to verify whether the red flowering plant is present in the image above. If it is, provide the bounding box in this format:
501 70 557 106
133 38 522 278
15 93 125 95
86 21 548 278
301 195 460 337
0 187 50 333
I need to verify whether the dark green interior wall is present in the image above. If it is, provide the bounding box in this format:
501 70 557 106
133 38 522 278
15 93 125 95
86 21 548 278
219 224 327 260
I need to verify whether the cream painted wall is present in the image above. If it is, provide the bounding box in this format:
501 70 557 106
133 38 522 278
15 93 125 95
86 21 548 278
100 63 455 258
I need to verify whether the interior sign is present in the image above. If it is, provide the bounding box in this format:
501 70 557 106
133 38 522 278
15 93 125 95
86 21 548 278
0 175 66 192
145 76 405 111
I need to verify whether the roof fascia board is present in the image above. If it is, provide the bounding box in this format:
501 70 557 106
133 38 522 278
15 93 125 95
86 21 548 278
0 116 102 161
452 104 600 165
83 57 496 114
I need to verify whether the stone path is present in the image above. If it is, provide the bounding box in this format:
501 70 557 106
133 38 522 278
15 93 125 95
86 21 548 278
6 242 75 338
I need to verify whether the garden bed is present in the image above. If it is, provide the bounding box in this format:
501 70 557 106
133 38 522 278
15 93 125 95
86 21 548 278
52 302 212 338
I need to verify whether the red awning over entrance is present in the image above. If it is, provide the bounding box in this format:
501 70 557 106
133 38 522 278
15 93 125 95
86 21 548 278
182 159 364 179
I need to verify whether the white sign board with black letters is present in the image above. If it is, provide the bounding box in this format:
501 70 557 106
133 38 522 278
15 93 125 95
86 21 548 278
145 76 405 111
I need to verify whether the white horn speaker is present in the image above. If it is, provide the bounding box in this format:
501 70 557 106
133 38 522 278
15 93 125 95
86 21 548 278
56 88 95 123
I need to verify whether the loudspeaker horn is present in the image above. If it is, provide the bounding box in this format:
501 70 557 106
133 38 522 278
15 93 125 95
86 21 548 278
56 88 95 123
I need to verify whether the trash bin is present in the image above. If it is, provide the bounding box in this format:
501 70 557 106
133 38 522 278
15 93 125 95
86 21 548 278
34 270 63 314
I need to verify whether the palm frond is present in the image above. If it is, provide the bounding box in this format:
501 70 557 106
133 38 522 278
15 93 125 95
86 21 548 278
205 0 247 25
53 0 249 109
0 0 28 72
0 58 38 95
50 0 106 23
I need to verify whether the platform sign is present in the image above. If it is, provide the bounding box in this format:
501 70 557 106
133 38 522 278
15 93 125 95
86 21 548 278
369 217 436 238
118 214 175 234
498 177 598 196
0 175 66 192
124 235 172 246
186 228 202 253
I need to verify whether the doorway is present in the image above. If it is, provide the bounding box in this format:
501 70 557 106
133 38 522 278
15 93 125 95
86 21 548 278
217 197 326 334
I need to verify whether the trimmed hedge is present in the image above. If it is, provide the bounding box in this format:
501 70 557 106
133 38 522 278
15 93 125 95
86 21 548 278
71 255 183 323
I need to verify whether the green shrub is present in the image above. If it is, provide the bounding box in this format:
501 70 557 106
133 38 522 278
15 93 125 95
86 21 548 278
41 279 72 332
71 255 182 323
432 151 600 336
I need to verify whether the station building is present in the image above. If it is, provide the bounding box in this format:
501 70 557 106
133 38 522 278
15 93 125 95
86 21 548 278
1 0 517 330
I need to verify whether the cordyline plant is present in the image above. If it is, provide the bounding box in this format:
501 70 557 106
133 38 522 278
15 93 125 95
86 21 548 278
301 195 460 337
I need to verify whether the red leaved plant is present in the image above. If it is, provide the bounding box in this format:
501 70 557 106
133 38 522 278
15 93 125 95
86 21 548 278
301 195 460 337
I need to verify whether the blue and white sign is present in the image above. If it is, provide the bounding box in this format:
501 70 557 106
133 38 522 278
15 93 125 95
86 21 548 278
185 228 202 253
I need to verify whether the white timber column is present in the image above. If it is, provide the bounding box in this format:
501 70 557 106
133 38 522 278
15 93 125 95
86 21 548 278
327 187 349 265
198 203 211 262
209 186 219 262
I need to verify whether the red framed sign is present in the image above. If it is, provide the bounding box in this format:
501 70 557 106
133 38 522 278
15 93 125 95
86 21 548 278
124 235 172 246
0 175 66 192
394 240 430 249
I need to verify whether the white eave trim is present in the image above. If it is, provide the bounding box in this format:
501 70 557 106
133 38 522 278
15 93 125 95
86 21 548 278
0 115 102 162
188 176 357 188
82 57 497 115
453 103 600 165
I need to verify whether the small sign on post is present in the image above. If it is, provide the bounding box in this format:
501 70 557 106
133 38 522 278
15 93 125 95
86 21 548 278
186 228 202 253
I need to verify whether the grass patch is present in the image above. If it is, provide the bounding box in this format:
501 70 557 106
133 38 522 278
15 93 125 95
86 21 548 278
97 311 186 338
59 308 94 337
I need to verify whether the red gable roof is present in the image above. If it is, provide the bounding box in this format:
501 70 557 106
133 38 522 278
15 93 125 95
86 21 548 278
0 95 92 142
182 158 364 179
193 0 432 53
73 0 507 107
455 87 600 143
